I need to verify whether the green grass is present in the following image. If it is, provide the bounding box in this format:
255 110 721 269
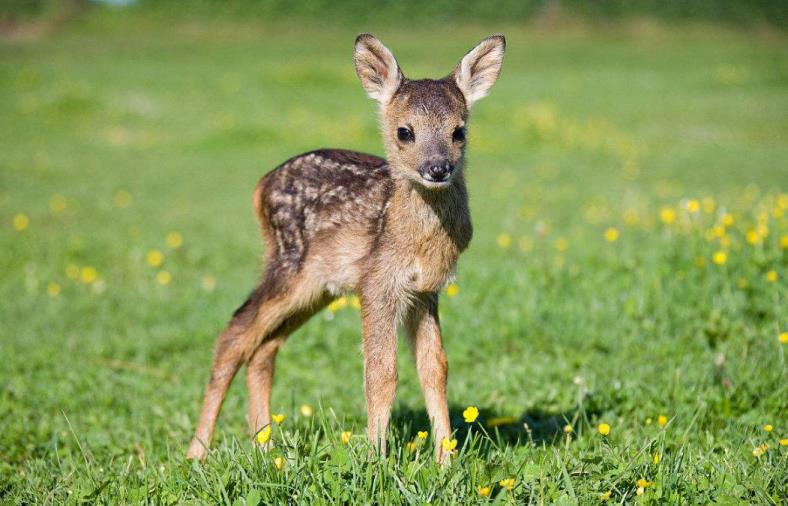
1 8 787 504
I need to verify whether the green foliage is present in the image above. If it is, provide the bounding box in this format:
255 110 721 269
1 8 786 504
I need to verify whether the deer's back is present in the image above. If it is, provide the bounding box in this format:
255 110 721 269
255 149 393 274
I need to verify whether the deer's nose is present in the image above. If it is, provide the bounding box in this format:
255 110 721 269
420 160 454 183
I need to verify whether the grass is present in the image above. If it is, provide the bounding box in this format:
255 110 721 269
1 7 787 504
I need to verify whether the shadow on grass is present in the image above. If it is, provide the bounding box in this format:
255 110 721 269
392 402 601 449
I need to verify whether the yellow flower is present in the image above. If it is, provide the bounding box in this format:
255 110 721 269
780 234 788 249
563 424 573 434
721 213 734 227
299 404 313 417
499 478 515 491
441 437 457 452
763 424 773 433
779 332 788 344
636 486 645 496
273 456 285 470
555 237 568 252
446 283 459 298
463 406 479 423
604 227 619 242
476 485 491 497
165 231 183 249
657 415 668 427
255 425 271 445
599 490 612 501
49 194 67 214
745 229 760 245
271 414 285 425
65 264 79 279
156 270 172 285
779 439 788 447
636 478 651 488
79 266 97 284
659 207 676 224
653 452 660 465
327 297 348 313
113 190 133 208
350 295 361 309
686 199 700 213
12 213 29 231
340 431 352 445
417 431 428 440
47 282 61 297
598 423 610 436
406 440 418 452
497 233 512 249
146 249 164 267
711 251 727 265
765 270 777 282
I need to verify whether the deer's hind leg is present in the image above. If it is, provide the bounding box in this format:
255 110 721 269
187 266 324 460
245 294 329 441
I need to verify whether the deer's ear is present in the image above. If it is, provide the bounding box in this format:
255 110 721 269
354 34 403 104
451 34 506 107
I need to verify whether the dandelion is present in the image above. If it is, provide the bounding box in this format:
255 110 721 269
327 297 348 313
711 251 727 265
745 229 760 245
659 207 676 224
146 249 164 267
255 425 271 445
598 423 610 436
555 237 568 252
156 271 172 285
66 264 79 279
779 332 788 344
165 231 183 249
763 424 773 433
752 445 765 457
446 283 459 298
113 190 132 208
12 213 29 231
657 415 668 427
273 457 285 470
779 234 788 249
686 199 700 213
406 440 418 452
463 406 479 423
599 490 612 501
201 275 216 292
47 282 61 297
721 213 734 227
299 404 313 417
563 424 573 434
497 233 512 249
765 270 777 282
271 414 285 425
79 266 97 284
49 194 67 214
417 431 428 440
476 485 491 497
653 452 660 465
636 487 645 496
604 227 619 242
441 437 457 452
499 478 515 491
350 295 361 309
340 431 352 445
780 439 788 446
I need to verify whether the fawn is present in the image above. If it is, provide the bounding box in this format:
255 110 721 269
187 33 506 462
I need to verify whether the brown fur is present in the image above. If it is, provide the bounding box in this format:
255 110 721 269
187 33 505 462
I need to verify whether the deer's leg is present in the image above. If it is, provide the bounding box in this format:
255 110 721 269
404 294 450 462
188 272 321 460
361 289 398 455
245 298 328 441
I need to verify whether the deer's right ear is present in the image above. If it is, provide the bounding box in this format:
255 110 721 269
354 34 403 104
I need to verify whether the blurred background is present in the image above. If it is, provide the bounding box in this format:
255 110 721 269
1 0 786 502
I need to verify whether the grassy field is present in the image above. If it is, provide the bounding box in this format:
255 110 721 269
1 7 787 504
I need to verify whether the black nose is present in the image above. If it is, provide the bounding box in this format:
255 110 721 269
424 161 454 182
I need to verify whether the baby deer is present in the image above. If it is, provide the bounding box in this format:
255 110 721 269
187 33 505 462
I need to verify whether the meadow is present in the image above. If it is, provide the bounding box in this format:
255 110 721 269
1 7 786 504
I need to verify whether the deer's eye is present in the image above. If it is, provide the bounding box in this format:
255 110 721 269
397 127 414 143
452 127 466 142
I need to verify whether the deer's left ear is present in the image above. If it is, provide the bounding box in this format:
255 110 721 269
354 33 403 104
451 34 506 107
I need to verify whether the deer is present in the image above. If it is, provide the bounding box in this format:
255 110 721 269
186 33 506 462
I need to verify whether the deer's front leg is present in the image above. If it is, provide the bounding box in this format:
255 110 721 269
404 294 450 462
360 292 398 455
